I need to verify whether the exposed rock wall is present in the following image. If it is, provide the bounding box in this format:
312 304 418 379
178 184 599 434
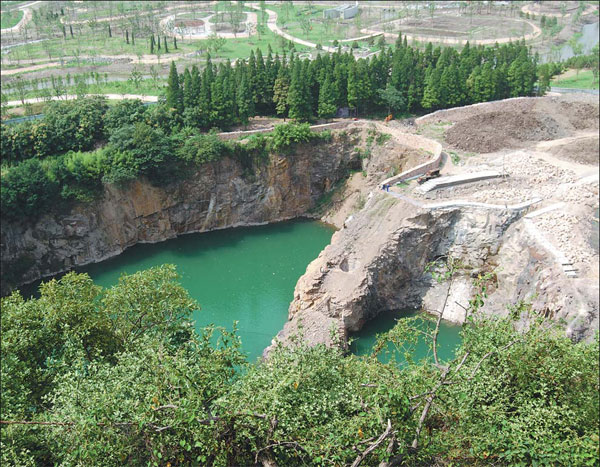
1 133 358 295
265 191 598 356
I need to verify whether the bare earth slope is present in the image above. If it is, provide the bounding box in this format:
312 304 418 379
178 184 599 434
267 94 599 355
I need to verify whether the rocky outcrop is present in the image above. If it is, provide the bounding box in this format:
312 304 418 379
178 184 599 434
1 132 358 294
265 191 598 355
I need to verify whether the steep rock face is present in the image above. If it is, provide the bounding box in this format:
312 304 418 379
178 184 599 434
266 192 597 356
1 134 357 294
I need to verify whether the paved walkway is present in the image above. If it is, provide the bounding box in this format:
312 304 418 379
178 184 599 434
160 11 258 40
5 94 158 107
248 3 337 53
416 171 503 193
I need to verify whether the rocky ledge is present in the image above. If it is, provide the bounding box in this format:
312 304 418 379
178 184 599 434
1 131 359 295
266 191 598 356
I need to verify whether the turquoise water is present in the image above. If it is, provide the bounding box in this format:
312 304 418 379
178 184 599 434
18 219 462 363
27 220 334 362
350 309 462 364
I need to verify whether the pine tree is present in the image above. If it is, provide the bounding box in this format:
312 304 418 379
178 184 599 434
247 50 258 104
164 36 168 53
70 24 74 38
237 74 254 125
421 66 441 109
166 61 183 114
318 73 337 120
183 68 193 110
287 63 311 121
395 32 403 48
198 55 214 128
347 61 359 115
333 61 347 107
126 30 129 44
273 66 290 118
174 37 178 49
209 77 228 128
438 63 463 107
108 24 112 38
190 65 201 106
255 49 268 111
131 31 135 45
150 35 155 54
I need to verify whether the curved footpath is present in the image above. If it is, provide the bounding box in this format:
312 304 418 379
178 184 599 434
3 1 558 77
521 2 598 18
0 1 41 35
360 17 542 46
5 94 159 107
247 3 336 53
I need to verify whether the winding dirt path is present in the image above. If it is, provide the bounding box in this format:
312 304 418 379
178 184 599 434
0 1 41 34
521 2 598 18
360 17 542 46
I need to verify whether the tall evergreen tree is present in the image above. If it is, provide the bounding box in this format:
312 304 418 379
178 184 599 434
237 74 254 125
166 61 183 114
273 65 290 119
421 66 442 110
287 63 311 122
182 68 193 110
190 65 201 106
318 73 337 120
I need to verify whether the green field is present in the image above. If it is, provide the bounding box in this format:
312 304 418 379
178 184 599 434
4 78 165 102
552 70 599 89
1 8 23 28
5 13 311 64
268 3 357 45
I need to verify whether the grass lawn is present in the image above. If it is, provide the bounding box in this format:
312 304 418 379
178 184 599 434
1 8 23 28
267 3 357 44
5 31 203 61
551 69 599 89
6 18 310 64
4 78 165 101
190 26 312 60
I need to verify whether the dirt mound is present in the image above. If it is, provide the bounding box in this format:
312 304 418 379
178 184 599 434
546 136 600 165
445 111 566 153
557 101 600 131
175 19 204 27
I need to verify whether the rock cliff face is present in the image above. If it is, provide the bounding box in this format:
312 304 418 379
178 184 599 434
265 192 598 356
1 133 358 295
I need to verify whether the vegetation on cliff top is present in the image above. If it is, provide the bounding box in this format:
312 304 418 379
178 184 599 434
0 95 329 222
1 265 598 466
2 38 541 223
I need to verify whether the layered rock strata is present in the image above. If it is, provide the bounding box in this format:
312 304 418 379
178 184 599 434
1 133 358 294
266 191 598 355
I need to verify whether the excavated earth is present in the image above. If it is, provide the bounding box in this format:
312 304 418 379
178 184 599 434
443 96 599 153
266 94 599 355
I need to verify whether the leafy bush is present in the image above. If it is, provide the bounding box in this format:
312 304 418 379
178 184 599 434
1 267 598 465
176 131 229 165
1 97 108 163
107 122 177 184
0 158 60 221
104 99 148 134
269 122 313 152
